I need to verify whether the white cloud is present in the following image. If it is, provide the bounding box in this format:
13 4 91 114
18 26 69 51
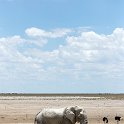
25 27 72 38
0 27 124 85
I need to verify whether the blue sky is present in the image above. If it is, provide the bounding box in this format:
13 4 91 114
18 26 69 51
0 0 124 93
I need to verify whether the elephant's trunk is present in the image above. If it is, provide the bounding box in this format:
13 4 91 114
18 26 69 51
79 113 88 124
80 119 88 124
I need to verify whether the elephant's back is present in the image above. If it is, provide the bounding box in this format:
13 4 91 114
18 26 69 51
38 108 65 124
42 108 65 118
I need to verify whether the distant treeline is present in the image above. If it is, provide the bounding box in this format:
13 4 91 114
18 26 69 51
0 93 124 99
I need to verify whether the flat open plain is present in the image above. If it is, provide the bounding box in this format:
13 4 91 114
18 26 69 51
0 94 124 124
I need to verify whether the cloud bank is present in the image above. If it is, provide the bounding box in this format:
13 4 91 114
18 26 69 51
0 27 124 85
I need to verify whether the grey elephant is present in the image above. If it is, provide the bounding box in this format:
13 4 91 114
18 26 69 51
34 106 88 124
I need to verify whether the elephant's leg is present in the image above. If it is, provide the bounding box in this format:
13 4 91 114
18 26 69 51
35 119 43 124
36 121 43 124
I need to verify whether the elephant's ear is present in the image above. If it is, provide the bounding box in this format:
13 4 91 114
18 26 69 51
65 109 75 123
77 111 87 122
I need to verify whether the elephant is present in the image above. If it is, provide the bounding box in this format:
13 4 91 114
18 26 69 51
34 106 88 124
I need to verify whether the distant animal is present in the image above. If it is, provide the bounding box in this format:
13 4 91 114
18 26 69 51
34 106 88 124
103 117 108 123
115 116 121 121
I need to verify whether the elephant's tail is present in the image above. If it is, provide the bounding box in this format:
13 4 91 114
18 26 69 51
34 110 42 124
34 116 37 124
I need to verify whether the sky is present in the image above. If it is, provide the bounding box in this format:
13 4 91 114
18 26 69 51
0 0 124 93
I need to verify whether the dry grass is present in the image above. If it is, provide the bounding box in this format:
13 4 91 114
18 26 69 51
0 94 124 124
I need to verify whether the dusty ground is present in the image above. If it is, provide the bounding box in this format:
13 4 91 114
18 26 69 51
0 94 124 124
